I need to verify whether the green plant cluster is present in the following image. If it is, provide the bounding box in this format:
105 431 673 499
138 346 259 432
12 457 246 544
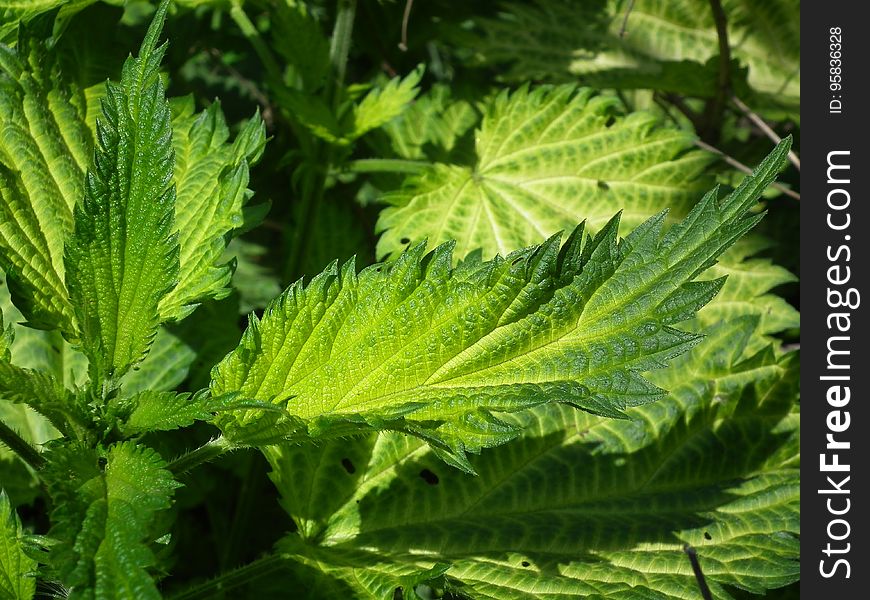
0 1 799 598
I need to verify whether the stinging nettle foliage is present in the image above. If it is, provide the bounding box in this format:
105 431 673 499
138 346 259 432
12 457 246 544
0 1 799 599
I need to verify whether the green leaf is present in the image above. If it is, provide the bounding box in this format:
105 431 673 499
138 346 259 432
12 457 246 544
0 400 57 505
267 317 799 599
114 390 248 436
158 97 266 321
0 490 35 600
376 84 478 162
376 85 713 260
43 441 180 599
1 273 88 389
350 66 424 141
0 359 86 440
0 27 90 333
64 0 179 383
212 140 790 471
471 0 800 117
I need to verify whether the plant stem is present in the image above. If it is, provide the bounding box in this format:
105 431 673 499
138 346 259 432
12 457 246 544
343 158 429 175
167 436 234 475
731 95 801 170
703 0 731 143
168 553 288 600
284 0 358 282
0 418 45 471
229 1 284 86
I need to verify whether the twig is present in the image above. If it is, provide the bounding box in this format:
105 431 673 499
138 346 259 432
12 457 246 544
619 0 636 38
703 0 731 142
731 95 801 170
683 545 713 600
398 0 414 51
694 139 800 201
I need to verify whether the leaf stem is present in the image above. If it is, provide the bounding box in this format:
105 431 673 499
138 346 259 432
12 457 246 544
703 0 731 143
167 436 234 475
342 158 429 175
0 418 45 471
683 545 714 600
168 553 289 600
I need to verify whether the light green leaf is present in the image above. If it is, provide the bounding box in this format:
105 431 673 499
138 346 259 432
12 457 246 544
0 490 35 600
212 140 790 471
0 28 89 333
1 273 88 389
0 359 86 441
115 389 250 436
158 97 266 321
377 84 478 162
351 66 424 140
0 400 58 505
268 317 799 600
376 85 713 260
43 441 180 599
64 0 179 383
471 0 800 116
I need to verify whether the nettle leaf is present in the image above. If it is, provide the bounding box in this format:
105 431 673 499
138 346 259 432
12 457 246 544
692 236 798 352
158 96 266 321
43 441 180 599
471 0 800 116
376 85 713 260
114 390 251 437
0 359 88 441
277 68 423 146
267 317 799 600
373 84 479 163
0 28 91 333
212 140 790 471
351 66 424 141
64 1 179 382
0 490 36 600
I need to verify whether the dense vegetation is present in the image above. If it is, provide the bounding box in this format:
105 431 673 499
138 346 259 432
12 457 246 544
0 1 799 598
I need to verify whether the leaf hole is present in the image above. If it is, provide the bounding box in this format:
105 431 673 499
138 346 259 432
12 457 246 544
393 587 403 599
597 180 610 191
400 237 410 245
521 561 530 567
419 468 439 485
604 115 616 128
704 531 712 540
341 457 356 474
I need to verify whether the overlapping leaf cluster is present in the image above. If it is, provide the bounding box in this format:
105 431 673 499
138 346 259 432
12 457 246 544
0 1 800 599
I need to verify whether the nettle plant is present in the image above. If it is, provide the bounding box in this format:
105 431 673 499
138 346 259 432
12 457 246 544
0 1 800 599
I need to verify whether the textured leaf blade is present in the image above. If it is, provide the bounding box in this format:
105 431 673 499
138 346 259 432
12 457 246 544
0 29 88 333
268 317 799 599
43 441 179 599
64 1 179 382
158 97 266 320
212 140 790 470
0 490 35 600
376 85 713 260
